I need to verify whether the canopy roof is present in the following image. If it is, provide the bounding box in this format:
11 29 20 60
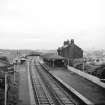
42 53 64 60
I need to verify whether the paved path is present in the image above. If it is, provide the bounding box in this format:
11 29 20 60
17 64 30 105
49 68 105 104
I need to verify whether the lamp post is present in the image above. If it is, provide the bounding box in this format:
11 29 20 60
4 72 7 105
83 58 86 72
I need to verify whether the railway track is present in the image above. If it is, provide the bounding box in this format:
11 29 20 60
29 61 54 105
29 57 87 105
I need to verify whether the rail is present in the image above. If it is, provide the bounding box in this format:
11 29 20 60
35 59 78 105
29 60 54 105
38 60 94 105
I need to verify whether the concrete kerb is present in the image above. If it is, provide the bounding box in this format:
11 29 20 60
67 66 105 89
27 61 36 105
53 75 94 105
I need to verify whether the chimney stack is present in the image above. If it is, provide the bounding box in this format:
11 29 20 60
64 39 70 46
71 39 74 44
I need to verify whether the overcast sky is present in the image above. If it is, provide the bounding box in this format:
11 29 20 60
0 0 105 50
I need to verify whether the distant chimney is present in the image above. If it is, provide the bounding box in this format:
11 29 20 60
64 41 66 45
66 39 69 45
64 40 70 45
71 39 74 44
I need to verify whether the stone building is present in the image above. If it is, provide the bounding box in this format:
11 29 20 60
57 39 83 65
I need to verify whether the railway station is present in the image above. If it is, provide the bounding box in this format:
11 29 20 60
0 40 105 105
1 0 105 105
0 41 105 105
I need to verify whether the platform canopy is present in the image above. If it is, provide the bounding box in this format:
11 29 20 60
0 62 7 67
0 56 10 67
27 51 41 56
42 53 65 60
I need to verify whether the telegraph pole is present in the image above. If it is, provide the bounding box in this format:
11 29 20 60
14 64 16 83
83 59 84 72
83 52 85 72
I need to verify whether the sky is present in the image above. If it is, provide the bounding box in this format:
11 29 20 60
0 0 105 50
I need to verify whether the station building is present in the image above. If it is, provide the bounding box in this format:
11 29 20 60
57 39 83 65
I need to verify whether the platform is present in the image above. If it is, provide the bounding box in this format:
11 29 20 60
45 66 105 104
17 62 35 105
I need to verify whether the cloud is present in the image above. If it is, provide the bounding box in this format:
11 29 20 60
0 0 104 50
